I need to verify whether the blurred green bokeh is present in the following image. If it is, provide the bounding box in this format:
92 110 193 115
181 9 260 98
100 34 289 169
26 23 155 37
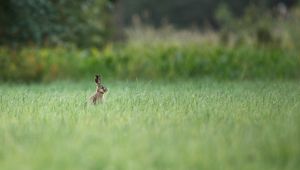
0 0 299 81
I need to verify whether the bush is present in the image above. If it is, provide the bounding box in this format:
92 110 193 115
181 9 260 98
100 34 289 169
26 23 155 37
0 43 299 82
0 0 113 47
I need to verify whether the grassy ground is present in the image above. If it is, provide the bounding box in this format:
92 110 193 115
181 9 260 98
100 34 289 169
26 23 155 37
0 79 299 170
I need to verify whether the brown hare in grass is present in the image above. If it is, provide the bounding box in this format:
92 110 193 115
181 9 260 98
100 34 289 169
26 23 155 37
90 74 108 105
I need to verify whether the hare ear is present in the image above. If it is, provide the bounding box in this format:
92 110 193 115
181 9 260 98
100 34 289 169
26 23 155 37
95 75 99 84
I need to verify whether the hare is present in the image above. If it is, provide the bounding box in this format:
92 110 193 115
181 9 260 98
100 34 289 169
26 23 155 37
90 74 108 104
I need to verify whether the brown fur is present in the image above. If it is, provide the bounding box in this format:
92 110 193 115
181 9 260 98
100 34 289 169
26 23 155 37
90 75 108 104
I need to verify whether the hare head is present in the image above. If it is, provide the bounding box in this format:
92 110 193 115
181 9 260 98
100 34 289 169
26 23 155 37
90 74 108 104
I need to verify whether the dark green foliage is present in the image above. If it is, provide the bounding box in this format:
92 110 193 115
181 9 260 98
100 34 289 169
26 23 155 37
256 26 273 44
0 0 112 47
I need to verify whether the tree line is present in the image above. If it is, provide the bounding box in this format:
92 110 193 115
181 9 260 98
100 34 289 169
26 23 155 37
0 0 298 47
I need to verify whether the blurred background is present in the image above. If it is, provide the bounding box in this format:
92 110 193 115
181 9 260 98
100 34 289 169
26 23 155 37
0 0 299 82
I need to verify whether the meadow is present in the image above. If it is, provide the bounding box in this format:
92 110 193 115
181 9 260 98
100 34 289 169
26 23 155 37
0 79 299 170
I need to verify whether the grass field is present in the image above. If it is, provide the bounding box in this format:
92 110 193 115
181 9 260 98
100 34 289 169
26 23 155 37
0 79 300 170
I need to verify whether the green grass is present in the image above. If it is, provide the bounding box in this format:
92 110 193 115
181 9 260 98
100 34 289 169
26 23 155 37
0 80 300 170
